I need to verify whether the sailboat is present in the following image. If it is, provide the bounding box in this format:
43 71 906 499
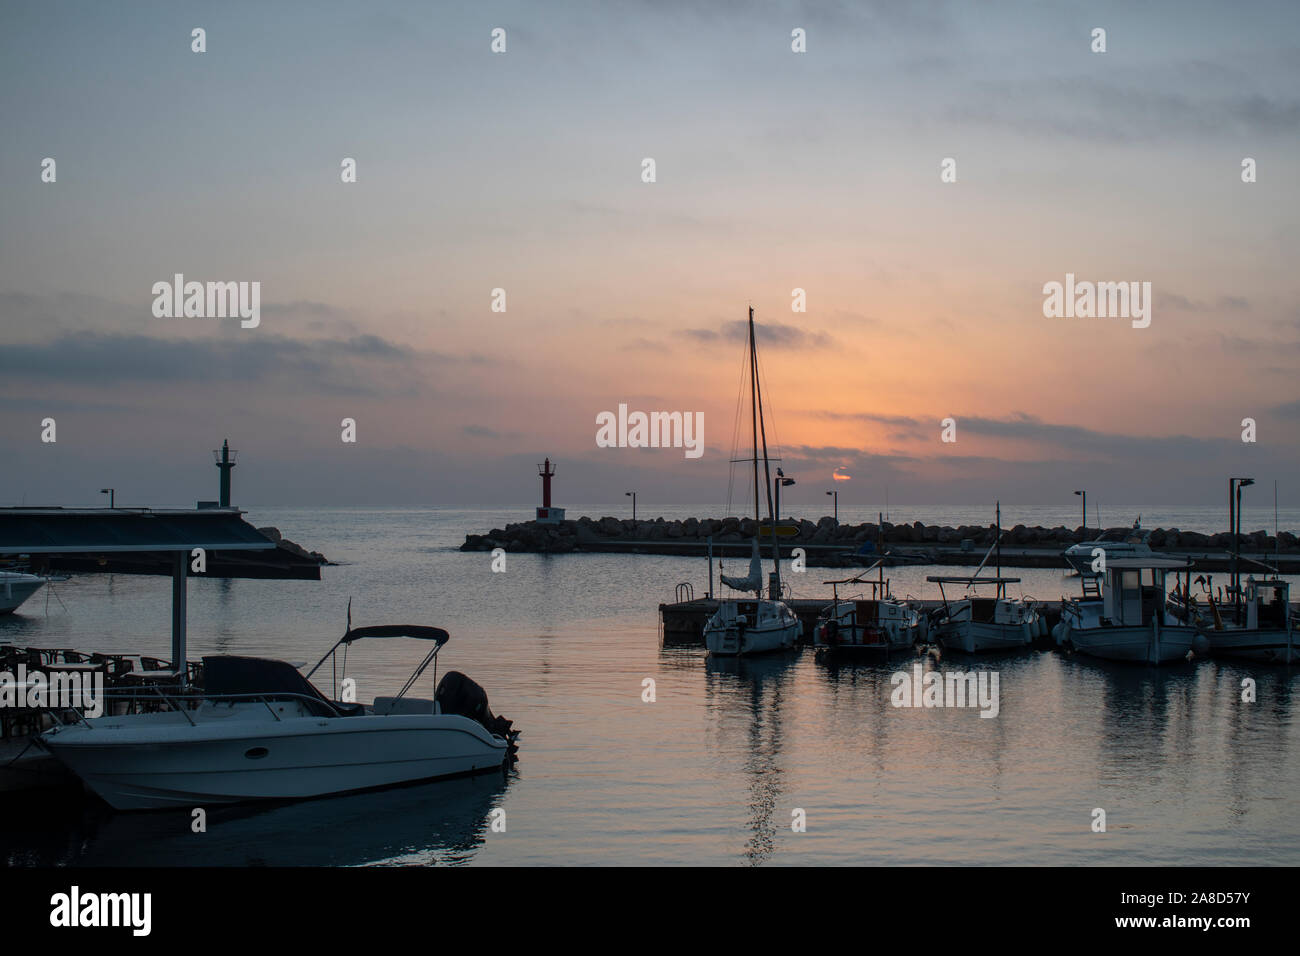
703 307 802 657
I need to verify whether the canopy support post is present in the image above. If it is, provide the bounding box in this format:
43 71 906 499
171 550 188 685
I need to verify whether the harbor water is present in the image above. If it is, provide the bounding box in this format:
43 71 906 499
2 506 1298 866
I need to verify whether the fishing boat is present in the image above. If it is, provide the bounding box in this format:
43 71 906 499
1181 574 1297 664
928 577 1042 652
814 561 922 660
703 307 801 657
0 570 45 614
927 503 1043 652
39 615 518 811
1056 555 1207 664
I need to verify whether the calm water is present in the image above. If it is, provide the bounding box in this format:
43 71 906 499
2 506 1298 866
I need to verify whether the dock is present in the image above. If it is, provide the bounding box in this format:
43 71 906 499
659 596 1068 644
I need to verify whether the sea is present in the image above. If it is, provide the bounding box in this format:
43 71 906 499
2 504 1298 866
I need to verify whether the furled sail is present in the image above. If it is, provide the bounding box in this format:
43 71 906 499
721 538 763 593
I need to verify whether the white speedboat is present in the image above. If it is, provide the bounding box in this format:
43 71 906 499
703 307 801 658
39 621 517 811
1063 519 1152 575
0 570 45 614
1056 556 1205 665
814 562 921 660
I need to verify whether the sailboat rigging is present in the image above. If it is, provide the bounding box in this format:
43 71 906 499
703 307 801 657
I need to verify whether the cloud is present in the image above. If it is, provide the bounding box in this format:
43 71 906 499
0 332 459 397
460 424 522 440
958 413 1221 462
1157 292 1252 313
681 321 833 350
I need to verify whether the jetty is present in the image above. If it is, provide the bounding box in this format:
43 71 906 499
462 515 1300 572
659 595 1068 645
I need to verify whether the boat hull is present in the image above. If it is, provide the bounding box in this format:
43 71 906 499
0 574 44 614
704 620 799 657
42 712 508 811
1204 628 1298 664
937 620 1031 653
1068 624 1198 664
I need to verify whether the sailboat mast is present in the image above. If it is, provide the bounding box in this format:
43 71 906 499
752 316 778 594
995 500 1002 599
748 307 760 524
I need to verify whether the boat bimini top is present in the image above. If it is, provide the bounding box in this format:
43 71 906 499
305 602 452 706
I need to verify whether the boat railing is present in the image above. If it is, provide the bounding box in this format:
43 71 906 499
674 582 695 602
46 689 344 729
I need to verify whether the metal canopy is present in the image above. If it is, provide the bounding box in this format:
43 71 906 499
1104 556 1194 570
0 508 288 685
0 507 277 555
927 575 1022 584
343 625 450 645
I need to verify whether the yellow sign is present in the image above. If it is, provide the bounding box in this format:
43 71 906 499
757 522 800 537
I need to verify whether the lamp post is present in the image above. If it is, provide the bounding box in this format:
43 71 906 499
1231 477 1254 607
625 491 636 521
100 488 114 508
775 470 795 521
1074 490 1086 537
826 489 838 525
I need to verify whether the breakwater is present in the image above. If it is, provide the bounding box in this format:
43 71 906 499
460 516 1300 570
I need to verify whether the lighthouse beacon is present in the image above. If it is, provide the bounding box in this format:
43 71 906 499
536 458 565 524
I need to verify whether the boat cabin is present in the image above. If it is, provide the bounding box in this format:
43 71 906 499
1099 557 1191 627
1240 577 1291 630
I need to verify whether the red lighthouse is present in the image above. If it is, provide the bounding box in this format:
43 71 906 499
536 458 565 523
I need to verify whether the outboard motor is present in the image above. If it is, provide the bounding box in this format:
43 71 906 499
435 671 519 761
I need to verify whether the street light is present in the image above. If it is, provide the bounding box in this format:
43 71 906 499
100 488 115 508
826 489 838 525
1230 477 1255 607
1074 490 1086 536
775 470 795 521
625 491 636 521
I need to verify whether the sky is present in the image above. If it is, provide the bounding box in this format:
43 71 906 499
1 0 1297 514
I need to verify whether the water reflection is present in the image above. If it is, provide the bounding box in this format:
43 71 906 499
704 652 798 865
0 770 511 867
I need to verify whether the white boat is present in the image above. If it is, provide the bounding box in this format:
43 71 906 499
1063 519 1152 575
39 620 517 811
0 570 45 614
927 503 1043 652
703 307 801 658
929 577 1042 652
1056 556 1206 665
814 562 921 659
704 597 801 656
1188 575 1297 664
